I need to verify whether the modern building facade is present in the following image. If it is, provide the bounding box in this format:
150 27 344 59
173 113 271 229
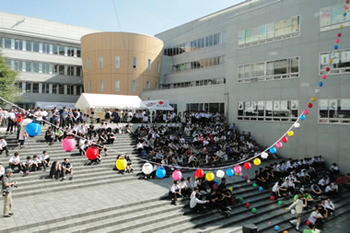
141 0 350 171
81 32 163 97
0 11 100 109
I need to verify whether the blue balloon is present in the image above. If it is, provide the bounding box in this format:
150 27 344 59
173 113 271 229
344 12 347 17
334 45 338 50
269 147 276 154
259 186 263 192
274 225 280 231
25 122 42 137
226 168 234 177
215 180 219 185
155 167 166 179
319 82 323 87
300 115 306 120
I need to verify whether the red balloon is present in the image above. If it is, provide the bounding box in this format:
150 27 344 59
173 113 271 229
86 146 99 160
337 33 342 37
194 169 204 178
158 101 164 105
308 103 313 108
306 221 310 226
347 0 350 4
246 203 250 208
281 137 288 143
270 195 275 201
244 162 252 170
16 118 23 123
244 175 248 180
325 67 330 72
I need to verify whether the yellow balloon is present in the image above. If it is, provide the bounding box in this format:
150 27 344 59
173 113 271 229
253 158 261 166
340 24 344 29
329 59 333 64
116 158 127 170
206 171 215 181
287 131 294 137
228 187 233 192
311 97 316 102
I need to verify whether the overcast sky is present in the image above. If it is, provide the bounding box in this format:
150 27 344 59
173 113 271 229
1 0 245 36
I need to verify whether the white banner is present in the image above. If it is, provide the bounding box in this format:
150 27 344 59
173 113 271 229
36 102 75 109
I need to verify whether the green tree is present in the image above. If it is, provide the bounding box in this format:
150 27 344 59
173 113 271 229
0 52 19 105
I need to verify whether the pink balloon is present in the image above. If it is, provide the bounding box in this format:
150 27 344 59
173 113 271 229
322 74 327 80
234 165 242 174
335 38 340 43
62 137 76 152
304 109 309 115
276 141 283 148
172 170 182 181
345 5 349 10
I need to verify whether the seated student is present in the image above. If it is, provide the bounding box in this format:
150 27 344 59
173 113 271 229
325 182 339 197
308 206 324 230
303 191 314 209
61 158 74 180
125 154 133 173
190 191 208 213
324 197 335 216
80 141 89 156
21 156 34 174
98 131 108 144
8 152 21 172
319 200 328 219
329 163 340 177
32 155 42 171
272 181 282 198
39 151 50 170
49 161 61 179
169 180 181 205
255 170 267 189
0 137 9 156
311 183 322 199
55 128 64 142
179 178 190 197
280 179 292 196
107 129 115 144
95 140 108 156
44 127 54 145
218 178 227 191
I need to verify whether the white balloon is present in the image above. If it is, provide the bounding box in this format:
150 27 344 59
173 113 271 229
261 152 269 159
291 209 296 215
293 122 300 128
142 163 153 175
216 170 225 178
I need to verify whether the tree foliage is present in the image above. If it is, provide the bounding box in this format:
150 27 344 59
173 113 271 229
0 52 19 105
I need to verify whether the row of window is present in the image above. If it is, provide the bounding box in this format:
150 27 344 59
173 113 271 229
87 56 160 73
319 99 350 124
87 79 154 93
161 77 226 90
237 100 299 122
320 49 350 75
6 59 82 77
320 3 350 31
164 32 225 56
238 57 299 83
238 16 300 48
14 82 83 96
0 36 81 57
186 103 225 114
172 56 225 73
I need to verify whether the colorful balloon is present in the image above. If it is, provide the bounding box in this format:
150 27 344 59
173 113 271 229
172 169 182 181
116 158 127 170
86 146 99 160
311 97 316 102
287 131 294 137
259 186 263 192
244 175 248 180
283 231 288 233
308 103 313 108
142 163 153 175
282 136 288 143
278 200 283 205
62 137 76 152
253 158 261 166
234 165 242 174
275 142 282 149
252 208 257 213
25 122 42 137
335 38 340 43
325 67 330 72
322 74 327 80
206 171 215 181
293 122 300 128
274 225 280 231
270 195 275 201
269 147 277 154
16 118 23 123
261 152 268 159
300 115 306 120
304 109 309 115
334 45 338 50
253 183 258 188
216 169 225 178
226 168 234 177
246 202 250 208
306 220 310 226
195 169 204 178
156 167 166 178
244 162 251 170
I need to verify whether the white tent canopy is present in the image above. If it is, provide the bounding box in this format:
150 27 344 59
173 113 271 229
142 100 174 111
75 93 147 110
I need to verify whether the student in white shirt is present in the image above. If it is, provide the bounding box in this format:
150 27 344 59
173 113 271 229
324 198 335 216
0 137 9 156
169 181 181 205
8 152 21 172
190 188 208 213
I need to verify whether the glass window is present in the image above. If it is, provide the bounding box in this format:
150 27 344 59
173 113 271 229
100 80 103 91
33 42 39 52
147 59 151 70
132 80 136 92
115 80 120 92
146 81 150 89
15 39 22 50
0 37 3 48
291 57 299 73
77 67 82 77
266 61 274 75
32 83 39 93
42 43 50 54
115 56 120 68
26 61 33 72
274 59 288 74
67 66 74 76
67 47 74 57
87 58 90 70
42 63 50 74
88 80 92 92
58 84 64 94
33 62 39 73
98 56 103 68
67 85 71 95
4 38 11 49
52 84 57 94
58 46 65 55
14 60 22 71
42 83 49 94
26 83 32 93
77 49 81 57
76 85 82 95
132 57 137 69
52 45 58 54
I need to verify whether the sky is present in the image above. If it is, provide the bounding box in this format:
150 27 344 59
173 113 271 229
1 0 245 36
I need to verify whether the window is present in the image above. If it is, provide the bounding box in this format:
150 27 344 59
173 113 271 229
32 83 39 93
157 61 160 73
42 83 49 94
67 85 72 95
132 57 137 69
132 80 136 92
76 67 82 77
87 58 91 70
67 66 74 76
186 102 224 113
147 59 151 70
320 4 350 31
14 60 22 71
67 47 74 57
88 80 92 92
115 56 120 68
26 83 32 93
33 42 39 52
52 45 58 54
58 85 64 94
26 61 33 72
100 80 103 92
15 40 22 50
4 38 11 49
146 81 150 89
58 46 65 55
319 99 350 124
99 56 103 68
55 65 65 75
115 80 120 92
52 84 57 94
42 43 50 54
76 49 81 57
320 49 350 75
76 85 82 95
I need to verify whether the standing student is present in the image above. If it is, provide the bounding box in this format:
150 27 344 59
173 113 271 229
2 168 16 217
287 193 307 231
